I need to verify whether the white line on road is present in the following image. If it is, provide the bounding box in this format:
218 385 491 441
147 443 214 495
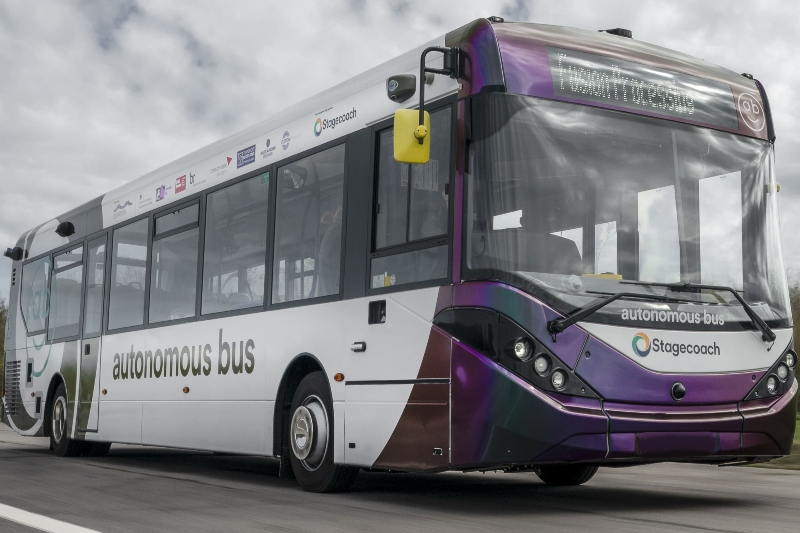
0 502 102 533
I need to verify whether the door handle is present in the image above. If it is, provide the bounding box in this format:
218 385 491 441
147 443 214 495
350 342 367 352
84 344 90 355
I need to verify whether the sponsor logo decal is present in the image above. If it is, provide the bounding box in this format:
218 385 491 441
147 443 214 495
237 145 256 168
189 172 196 184
738 92 766 132
260 138 276 159
227 156 232 165
314 107 357 137
156 185 166 202
111 329 255 380
210 157 232 178
281 130 291 150
113 199 132 219
175 175 186 193
632 332 651 357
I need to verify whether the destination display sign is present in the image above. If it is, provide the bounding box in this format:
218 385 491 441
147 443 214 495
546 46 739 130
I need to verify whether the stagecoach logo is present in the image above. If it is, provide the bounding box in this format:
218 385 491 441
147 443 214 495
632 332 651 357
313 107 357 137
738 92 766 132
631 331 722 358
261 138 276 159
237 145 256 168
281 131 291 150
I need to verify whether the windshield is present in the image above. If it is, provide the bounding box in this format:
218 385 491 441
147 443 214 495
465 94 791 331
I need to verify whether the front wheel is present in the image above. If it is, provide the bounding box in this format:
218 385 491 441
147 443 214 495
536 465 598 486
287 372 358 492
49 383 83 457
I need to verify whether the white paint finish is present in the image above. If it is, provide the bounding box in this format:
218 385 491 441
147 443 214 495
344 384 413 467
0 502 102 533
100 37 456 228
580 323 793 373
141 401 271 454
92 288 437 456
333 401 345 464
96 401 141 444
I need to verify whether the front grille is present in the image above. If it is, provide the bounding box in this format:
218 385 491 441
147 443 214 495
4 360 21 416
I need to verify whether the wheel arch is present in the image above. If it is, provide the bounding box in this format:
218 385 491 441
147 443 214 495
273 353 328 456
42 372 66 438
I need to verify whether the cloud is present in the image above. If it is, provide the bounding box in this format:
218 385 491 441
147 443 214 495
1 0 799 304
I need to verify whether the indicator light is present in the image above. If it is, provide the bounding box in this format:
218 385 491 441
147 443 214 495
786 351 797 369
551 370 567 390
766 375 779 395
534 355 550 375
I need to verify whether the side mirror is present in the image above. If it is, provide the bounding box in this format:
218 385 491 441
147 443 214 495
393 109 430 164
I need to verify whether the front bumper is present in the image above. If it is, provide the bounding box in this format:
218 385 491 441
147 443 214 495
451 340 797 469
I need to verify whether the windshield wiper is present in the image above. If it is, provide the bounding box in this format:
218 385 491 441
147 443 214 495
620 281 776 343
547 292 677 340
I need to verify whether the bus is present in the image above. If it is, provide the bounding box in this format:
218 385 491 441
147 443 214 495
2 17 796 493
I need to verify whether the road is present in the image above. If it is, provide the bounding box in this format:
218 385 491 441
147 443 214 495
0 425 797 533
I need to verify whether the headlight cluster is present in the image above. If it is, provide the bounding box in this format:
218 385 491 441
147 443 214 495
433 308 597 398
745 347 797 401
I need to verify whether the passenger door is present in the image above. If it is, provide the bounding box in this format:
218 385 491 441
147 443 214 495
77 236 107 432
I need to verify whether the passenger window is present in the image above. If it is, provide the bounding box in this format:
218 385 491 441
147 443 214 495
108 218 148 330
273 145 345 304
149 204 199 323
83 237 106 337
375 107 451 249
49 246 83 340
370 106 451 290
202 174 270 315
21 257 50 334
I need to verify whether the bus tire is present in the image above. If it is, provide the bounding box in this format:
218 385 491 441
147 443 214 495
287 372 358 493
82 442 112 457
49 383 82 457
536 465 598 486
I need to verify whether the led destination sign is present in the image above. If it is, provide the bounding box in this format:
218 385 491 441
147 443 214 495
547 46 739 130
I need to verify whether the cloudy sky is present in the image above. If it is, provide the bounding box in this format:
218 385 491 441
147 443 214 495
1 0 799 301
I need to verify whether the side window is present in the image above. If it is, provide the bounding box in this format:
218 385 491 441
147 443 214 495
49 246 84 340
149 204 200 323
83 237 107 337
371 106 452 290
273 145 345 304
21 257 51 334
202 173 270 315
108 218 148 330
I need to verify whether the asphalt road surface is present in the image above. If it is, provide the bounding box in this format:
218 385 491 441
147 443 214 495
0 425 797 533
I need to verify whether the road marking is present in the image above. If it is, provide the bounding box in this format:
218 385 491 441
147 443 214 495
0 503 102 533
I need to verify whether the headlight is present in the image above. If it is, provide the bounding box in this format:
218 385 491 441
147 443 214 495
534 355 550 375
551 370 567 390
513 339 533 361
766 375 779 395
776 363 789 381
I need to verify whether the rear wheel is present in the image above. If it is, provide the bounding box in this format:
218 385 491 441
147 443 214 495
287 372 358 492
536 465 598 486
49 384 82 457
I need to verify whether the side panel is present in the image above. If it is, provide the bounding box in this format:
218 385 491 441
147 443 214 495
77 337 102 432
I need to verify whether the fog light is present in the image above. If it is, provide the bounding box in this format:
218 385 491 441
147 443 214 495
513 339 532 361
766 375 779 395
776 363 789 381
534 355 550 375
786 351 797 369
551 370 567 390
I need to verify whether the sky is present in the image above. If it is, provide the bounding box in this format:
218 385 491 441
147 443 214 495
0 0 799 301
